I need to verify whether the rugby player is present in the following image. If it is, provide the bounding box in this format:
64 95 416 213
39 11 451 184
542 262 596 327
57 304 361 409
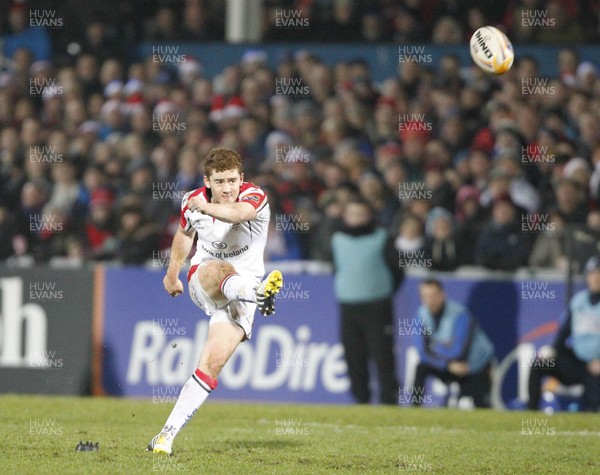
147 147 283 455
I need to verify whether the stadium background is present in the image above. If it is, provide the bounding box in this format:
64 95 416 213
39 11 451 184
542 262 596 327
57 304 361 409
1 0 600 410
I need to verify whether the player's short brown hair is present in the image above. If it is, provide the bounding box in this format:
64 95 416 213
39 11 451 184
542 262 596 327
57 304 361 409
204 147 243 178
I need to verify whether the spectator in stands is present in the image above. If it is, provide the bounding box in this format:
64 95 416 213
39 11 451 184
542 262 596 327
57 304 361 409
454 185 486 266
528 210 567 270
424 207 464 271
358 173 398 226
412 278 495 408
394 213 425 257
0 203 17 260
528 256 600 412
85 188 116 259
549 178 588 224
144 6 181 42
431 16 463 44
475 196 531 271
109 198 160 265
325 0 361 42
535 0 586 44
2 0 51 60
331 198 402 404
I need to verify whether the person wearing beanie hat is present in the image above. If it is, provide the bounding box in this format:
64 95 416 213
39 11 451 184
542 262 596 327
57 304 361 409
424 207 465 271
528 255 600 412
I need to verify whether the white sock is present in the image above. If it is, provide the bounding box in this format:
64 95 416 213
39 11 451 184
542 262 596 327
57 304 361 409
220 273 258 302
162 369 217 437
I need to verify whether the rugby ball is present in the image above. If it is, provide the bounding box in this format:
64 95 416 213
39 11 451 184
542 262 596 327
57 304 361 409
469 26 514 75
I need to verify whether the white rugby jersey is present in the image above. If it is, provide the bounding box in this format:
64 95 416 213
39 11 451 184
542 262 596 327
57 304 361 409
180 182 270 279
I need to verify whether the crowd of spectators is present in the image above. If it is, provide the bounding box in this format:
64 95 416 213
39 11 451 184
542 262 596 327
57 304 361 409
3 0 600 63
0 0 599 272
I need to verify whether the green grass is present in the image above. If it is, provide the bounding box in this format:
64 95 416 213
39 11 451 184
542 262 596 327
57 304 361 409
1 395 598 474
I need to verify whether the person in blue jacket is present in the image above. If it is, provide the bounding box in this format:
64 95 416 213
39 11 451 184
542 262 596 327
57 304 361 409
412 278 495 407
331 197 403 404
527 256 600 412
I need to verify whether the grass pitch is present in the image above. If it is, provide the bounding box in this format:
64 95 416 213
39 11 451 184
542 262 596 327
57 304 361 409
1 395 598 474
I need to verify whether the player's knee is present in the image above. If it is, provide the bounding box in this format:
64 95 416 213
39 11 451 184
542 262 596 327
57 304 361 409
198 260 236 288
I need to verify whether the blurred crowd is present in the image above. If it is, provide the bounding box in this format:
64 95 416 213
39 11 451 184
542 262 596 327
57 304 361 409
3 0 600 63
0 0 600 271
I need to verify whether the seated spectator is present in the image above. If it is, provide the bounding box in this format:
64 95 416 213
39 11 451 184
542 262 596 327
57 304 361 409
0 203 17 260
475 196 531 271
85 188 116 259
424 207 464 271
107 199 161 265
2 1 51 60
528 210 567 271
549 178 588 224
454 185 486 265
412 278 495 408
394 213 425 256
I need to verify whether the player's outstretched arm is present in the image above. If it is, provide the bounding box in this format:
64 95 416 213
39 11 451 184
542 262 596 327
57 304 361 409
163 225 195 297
189 199 257 224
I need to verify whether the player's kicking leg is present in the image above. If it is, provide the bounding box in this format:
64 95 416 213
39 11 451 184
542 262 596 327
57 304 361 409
208 260 283 316
148 261 283 454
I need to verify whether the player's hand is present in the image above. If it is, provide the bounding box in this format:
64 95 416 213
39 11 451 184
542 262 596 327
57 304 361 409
188 196 207 214
587 359 600 375
448 361 470 377
163 275 183 297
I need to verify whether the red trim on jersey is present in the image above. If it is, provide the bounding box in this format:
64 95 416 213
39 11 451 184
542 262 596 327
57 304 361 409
194 369 218 390
187 263 199 282
238 182 266 210
180 187 207 228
